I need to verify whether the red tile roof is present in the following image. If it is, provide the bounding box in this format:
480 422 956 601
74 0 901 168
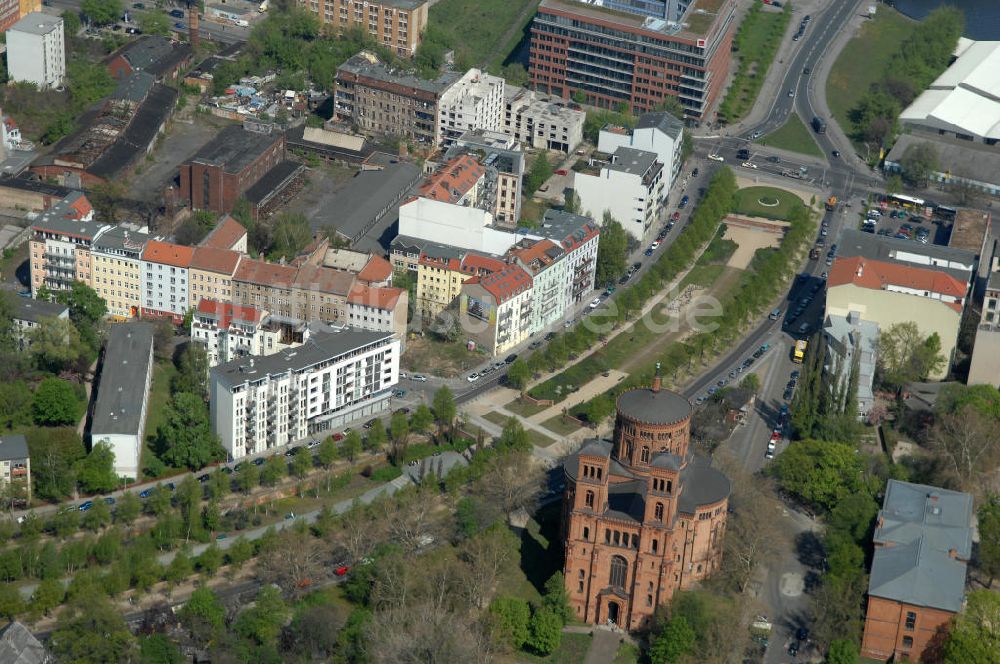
479 264 532 304
190 246 241 274
509 239 561 274
418 154 485 204
143 240 194 268
357 255 393 284
199 215 247 250
195 298 263 327
828 256 967 312
347 284 403 311
419 254 462 271
460 253 506 275
294 265 356 296
234 257 298 286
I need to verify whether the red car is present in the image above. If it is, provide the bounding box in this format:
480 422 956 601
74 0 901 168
335 565 351 576
770 430 782 442
555 168 568 176
331 432 345 442
671 211 681 221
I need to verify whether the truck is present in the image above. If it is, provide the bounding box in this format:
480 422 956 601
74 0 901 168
812 116 827 134
793 339 808 363
825 195 837 210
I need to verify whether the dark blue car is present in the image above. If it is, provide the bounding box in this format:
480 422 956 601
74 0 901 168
78 501 94 512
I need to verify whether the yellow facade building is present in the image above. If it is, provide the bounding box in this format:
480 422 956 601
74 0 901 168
90 227 149 320
189 246 243 311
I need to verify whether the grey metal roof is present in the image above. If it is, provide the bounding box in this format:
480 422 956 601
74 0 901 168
189 124 282 173
9 12 61 36
318 152 421 243
0 434 29 462
869 537 968 613
868 479 973 612
210 328 394 389
677 456 731 513
90 83 178 179
12 297 67 324
537 209 598 244
616 386 691 425
243 160 305 205
838 229 975 282
118 35 193 78
0 621 53 664
578 438 612 458
636 111 684 140
649 452 682 470
606 147 658 176
112 71 155 103
607 479 646 522
338 52 461 96
92 225 152 254
90 322 155 438
31 214 107 241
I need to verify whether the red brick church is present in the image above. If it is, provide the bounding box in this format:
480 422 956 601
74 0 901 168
561 374 731 630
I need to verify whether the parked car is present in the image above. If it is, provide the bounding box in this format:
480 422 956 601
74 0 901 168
679 195 690 208
253 457 265 466
467 372 480 383
104 496 116 505
78 501 94 512
335 564 351 576
198 474 210 483
708 154 724 162
589 297 602 309
411 374 427 382
554 168 568 176
139 488 153 498
169 9 184 17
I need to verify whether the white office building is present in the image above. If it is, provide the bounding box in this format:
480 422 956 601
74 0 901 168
6 13 65 89
89 322 155 479
598 111 684 193
438 69 505 147
503 85 584 153
210 328 400 460
574 146 665 240
823 311 878 419
397 197 519 256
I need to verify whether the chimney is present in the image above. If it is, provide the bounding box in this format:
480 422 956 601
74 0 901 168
651 362 661 393
188 3 200 50
856 260 864 278
949 548 958 559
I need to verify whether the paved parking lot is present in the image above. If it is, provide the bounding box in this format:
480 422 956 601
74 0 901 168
860 207 950 245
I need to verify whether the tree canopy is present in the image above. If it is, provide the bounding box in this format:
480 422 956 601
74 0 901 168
595 214 628 287
769 439 866 512
154 393 226 470
944 590 1000 664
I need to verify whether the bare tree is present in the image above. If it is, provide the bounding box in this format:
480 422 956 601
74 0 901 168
332 500 383 563
479 451 544 521
932 406 1000 493
257 525 326 596
459 525 520 609
377 487 441 555
366 602 497 664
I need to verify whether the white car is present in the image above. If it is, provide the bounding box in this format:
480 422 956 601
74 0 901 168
411 374 428 382
467 372 480 383
399 371 408 379
708 154 725 162
589 297 601 309
741 161 758 169
651 241 660 250
307 440 322 449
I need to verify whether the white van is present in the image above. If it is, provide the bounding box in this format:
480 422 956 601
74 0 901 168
769 308 782 320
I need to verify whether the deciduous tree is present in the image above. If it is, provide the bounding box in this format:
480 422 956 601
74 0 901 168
75 440 119 493
50 591 136 663
155 393 225 470
595 214 628 286
943 590 1000 664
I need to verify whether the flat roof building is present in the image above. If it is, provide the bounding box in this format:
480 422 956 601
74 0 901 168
528 0 737 119
295 0 428 58
503 84 585 153
89 322 155 479
6 13 64 89
210 328 400 458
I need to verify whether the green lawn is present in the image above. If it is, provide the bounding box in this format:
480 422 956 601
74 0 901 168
426 0 540 69
541 414 582 437
613 642 641 664
759 114 824 158
718 5 792 123
520 633 594 663
483 411 511 427
527 428 558 448
678 263 726 290
141 360 178 479
504 399 549 418
732 186 804 220
826 6 917 148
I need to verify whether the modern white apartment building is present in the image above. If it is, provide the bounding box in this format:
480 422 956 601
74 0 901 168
192 299 285 369
437 69 505 147
533 209 601 307
346 284 408 341
209 328 400 459
6 13 64 89
598 111 684 192
574 146 665 240
397 197 517 255
89 322 155 479
503 84 584 153
141 240 192 323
